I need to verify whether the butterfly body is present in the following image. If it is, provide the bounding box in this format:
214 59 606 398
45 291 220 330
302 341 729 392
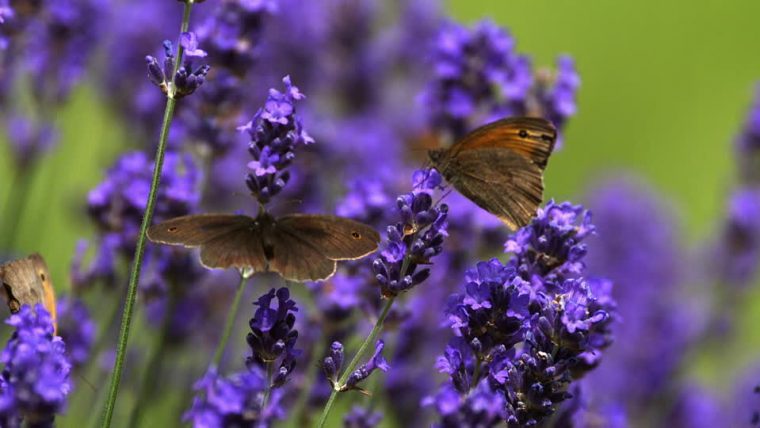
148 211 380 282
0 254 57 330
428 117 557 229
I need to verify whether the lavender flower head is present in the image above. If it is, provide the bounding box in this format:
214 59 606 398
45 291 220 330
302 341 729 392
240 76 314 205
431 201 615 427
145 35 210 99
187 287 301 426
246 287 300 387
0 305 72 427
372 168 449 297
184 367 285 427
736 83 760 183
421 20 579 142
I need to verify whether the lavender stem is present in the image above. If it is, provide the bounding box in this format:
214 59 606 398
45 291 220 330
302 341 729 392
211 271 252 369
99 2 195 426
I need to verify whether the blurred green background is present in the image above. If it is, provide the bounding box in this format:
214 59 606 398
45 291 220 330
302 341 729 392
1 0 760 423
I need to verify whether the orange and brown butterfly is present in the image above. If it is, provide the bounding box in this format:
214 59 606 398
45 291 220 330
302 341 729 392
428 117 557 230
0 253 57 332
147 211 380 282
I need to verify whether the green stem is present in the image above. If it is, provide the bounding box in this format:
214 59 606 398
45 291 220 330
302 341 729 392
127 293 176 428
316 296 396 428
210 272 251 369
99 3 194 426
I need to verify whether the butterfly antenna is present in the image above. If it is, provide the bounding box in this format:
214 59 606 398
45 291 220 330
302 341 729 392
435 187 454 207
270 198 304 213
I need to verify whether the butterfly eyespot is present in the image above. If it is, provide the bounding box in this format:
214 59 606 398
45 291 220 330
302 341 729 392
39 274 45 281
351 231 361 239
518 129 528 138
168 227 178 232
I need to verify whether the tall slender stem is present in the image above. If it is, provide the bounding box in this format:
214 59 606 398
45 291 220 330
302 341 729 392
210 271 251 369
99 3 194 426
316 296 396 428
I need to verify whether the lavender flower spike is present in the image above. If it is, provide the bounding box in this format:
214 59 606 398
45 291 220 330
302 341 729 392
241 75 314 205
0 305 72 427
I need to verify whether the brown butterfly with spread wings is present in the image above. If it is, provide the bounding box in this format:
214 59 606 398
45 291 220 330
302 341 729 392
147 211 380 282
428 117 557 230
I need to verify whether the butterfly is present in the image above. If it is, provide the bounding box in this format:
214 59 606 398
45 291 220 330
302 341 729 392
0 253 57 331
428 117 557 229
147 211 380 282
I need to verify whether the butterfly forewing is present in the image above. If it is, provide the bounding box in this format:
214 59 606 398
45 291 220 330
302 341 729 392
276 215 381 260
447 148 544 229
147 214 255 246
452 117 557 168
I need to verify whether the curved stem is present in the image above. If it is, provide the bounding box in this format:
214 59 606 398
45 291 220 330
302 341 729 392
99 3 194 426
316 296 396 428
210 272 251 369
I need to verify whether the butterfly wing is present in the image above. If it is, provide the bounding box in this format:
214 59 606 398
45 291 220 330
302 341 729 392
265 215 380 282
277 215 380 260
148 214 268 273
450 117 557 168
446 148 544 230
0 254 57 330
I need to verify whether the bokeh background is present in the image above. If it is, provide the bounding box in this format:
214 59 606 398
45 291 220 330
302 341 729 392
1 0 760 426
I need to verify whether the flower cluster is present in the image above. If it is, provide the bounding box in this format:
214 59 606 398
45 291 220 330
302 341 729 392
372 169 449 297
421 20 579 140
0 305 72 427
430 201 615 426
145 34 211 99
184 367 285 427
246 287 300 388
73 150 201 290
240 76 314 205
186 287 301 426
323 340 389 392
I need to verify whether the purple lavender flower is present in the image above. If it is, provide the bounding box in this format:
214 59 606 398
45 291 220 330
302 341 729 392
241 75 313 205
431 201 615 427
736 83 760 183
145 38 210 99
344 340 390 390
343 405 382 428
372 168 449 297
3 113 58 170
21 0 107 102
710 186 760 288
582 177 694 424
424 379 506 428
56 297 96 368
0 0 13 49
180 31 207 58
184 367 285 427
246 287 300 387
73 150 201 290
421 20 579 141
0 305 71 427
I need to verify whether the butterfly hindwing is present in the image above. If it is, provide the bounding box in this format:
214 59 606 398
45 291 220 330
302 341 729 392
447 148 544 229
266 225 338 282
276 214 381 260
